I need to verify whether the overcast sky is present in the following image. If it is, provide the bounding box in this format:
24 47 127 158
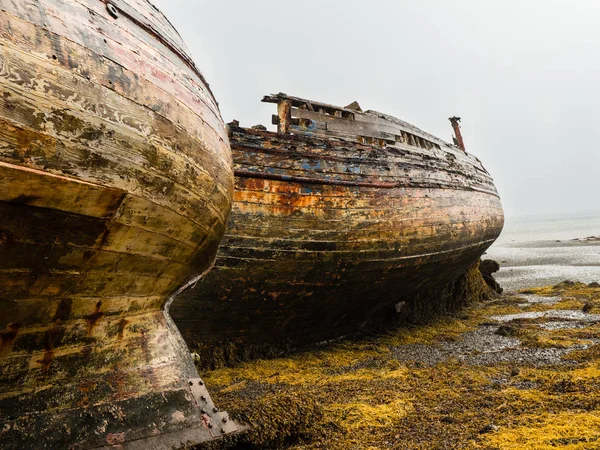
153 0 600 218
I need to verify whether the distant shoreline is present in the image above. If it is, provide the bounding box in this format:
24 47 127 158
486 214 600 291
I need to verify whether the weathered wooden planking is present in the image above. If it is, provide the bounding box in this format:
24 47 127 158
0 97 227 240
0 295 164 329
0 161 125 216
0 10 227 158
0 1 239 448
265 92 449 146
229 129 496 194
171 97 504 365
175 246 488 346
1 0 224 133
0 44 231 220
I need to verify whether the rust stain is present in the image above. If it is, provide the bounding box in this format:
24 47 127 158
139 329 152 364
53 298 72 321
40 326 63 372
107 367 130 400
85 300 104 337
0 323 21 354
40 350 54 372
117 318 128 339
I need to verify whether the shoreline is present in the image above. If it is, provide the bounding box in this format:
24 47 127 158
486 242 600 292
485 214 600 291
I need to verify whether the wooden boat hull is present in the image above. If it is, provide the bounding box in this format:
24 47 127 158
171 122 504 365
0 0 239 447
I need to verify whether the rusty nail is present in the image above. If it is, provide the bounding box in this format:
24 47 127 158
188 381 193 386
213 407 218 413
221 428 226 434
222 417 228 423
208 423 213 429
198 380 204 385
106 3 118 19
200 408 206 414
200 395 206 402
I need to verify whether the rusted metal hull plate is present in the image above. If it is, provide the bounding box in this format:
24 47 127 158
0 0 236 448
171 124 504 360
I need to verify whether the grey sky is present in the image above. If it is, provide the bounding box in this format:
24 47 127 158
152 0 600 218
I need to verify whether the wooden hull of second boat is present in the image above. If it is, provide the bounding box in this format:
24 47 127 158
171 127 504 363
0 1 238 447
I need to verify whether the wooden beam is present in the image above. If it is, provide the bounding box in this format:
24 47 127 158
277 99 292 134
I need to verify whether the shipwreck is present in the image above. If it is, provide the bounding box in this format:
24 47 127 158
0 0 241 448
171 93 505 366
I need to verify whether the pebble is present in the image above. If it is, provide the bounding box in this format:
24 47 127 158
479 424 499 434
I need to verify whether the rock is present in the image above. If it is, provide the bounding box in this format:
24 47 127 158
251 124 267 130
479 424 499 434
479 259 503 294
583 302 593 313
480 259 500 275
495 325 517 337
510 367 520 377
554 280 576 289
589 282 600 288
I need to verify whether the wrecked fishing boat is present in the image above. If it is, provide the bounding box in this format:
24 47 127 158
0 0 240 448
171 93 505 366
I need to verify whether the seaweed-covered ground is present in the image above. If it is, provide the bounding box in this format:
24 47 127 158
199 281 600 450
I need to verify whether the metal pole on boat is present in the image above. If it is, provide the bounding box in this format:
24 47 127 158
449 116 466 151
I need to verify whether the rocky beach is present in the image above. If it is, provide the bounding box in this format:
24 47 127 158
193 215 600 450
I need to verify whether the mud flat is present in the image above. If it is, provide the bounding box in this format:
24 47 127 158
194 279 600 450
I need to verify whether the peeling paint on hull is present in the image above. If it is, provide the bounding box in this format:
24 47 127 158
0 0 239 448
171 95 505 367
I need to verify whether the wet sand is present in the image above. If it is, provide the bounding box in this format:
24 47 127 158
486 239 600 290
485 215 600 290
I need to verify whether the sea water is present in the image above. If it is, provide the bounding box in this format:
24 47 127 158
484 212 600 291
